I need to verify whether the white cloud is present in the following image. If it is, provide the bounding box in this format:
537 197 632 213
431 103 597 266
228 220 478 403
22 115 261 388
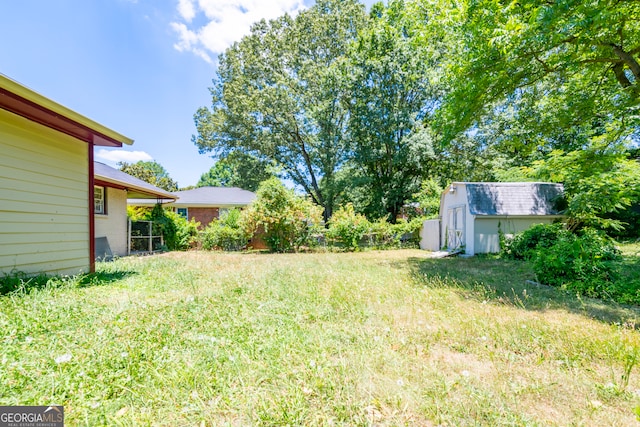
177 0 196 22
170 0 306 63
95 149 153 164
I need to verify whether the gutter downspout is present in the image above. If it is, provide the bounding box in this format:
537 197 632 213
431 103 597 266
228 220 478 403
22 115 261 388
89 144 95 273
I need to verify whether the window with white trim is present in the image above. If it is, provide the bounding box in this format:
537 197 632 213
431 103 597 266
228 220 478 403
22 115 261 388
176 208 188 219
94 186 106 215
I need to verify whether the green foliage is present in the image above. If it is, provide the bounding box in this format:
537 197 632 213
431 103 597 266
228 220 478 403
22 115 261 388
326 205 424 250
326 204 371 251
197 152 277 191
515 143 640 231
242 178 323 252
345 2 438 219
200 209 249 251
411 179 443 218
504 224 625 301
193 0 368 219
168 212 200 251
533 228 621 299
148 204 179 251
503 223 565 260
118 161 179 192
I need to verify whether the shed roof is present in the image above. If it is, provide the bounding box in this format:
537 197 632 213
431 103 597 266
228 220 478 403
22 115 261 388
94 162 176 201
458 182 564 216
0 74 133 147
171 187 256 207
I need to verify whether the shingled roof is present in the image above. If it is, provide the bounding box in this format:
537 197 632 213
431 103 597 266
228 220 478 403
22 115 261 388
462 182 564 216
172 187 256 207
94 162 176 201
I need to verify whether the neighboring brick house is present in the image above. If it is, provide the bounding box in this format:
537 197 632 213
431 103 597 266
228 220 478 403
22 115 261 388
130 186 256 228
170 187 256 227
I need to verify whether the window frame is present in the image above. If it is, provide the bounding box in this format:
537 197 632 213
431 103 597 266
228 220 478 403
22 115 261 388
176 207 188 219
94 185 106 215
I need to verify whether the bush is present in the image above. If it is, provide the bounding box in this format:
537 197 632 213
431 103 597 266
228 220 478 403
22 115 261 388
200 209 249 251
242 178 323 252
326 204 370 251
168 212 200 250
504 224 622 300
503 223 564 260
532 228 621 298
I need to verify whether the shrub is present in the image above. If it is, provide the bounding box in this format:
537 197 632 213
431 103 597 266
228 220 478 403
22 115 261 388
532 228 621 298
200 209 249 251
327 204 370 251
242 178 323 252
169 212 200 250
503 223 565 260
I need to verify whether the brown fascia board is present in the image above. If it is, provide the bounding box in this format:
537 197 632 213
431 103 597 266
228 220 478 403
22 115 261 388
0 87 124 147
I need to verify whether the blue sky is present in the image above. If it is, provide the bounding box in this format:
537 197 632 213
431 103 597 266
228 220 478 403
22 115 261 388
0 0 379 188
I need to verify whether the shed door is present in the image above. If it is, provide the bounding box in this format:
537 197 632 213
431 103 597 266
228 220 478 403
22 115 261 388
446 206 465 251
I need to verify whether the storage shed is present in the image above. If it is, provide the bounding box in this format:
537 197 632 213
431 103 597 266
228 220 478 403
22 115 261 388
439 182 565 255
0 74 132 275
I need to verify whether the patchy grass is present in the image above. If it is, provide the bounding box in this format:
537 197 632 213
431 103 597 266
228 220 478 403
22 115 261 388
1 249 640 425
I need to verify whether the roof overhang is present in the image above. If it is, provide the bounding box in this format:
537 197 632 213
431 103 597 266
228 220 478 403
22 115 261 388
95 177 176 202
0 74 133 147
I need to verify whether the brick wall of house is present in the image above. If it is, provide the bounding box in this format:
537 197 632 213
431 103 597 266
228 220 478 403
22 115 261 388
189 207 219 228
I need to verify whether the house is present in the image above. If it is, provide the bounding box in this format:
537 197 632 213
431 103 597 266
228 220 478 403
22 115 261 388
94 162 176 259
423 182 564 255
0 74 134 275
131 186 256 228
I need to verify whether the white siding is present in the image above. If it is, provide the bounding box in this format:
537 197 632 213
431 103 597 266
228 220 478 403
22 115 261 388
94 187 128 257
474 217 557 254
439 184 473 253
0 108 90 276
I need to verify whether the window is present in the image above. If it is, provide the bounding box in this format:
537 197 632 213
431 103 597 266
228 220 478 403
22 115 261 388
218 208 229 219
94 186 106 215
176 208 188 219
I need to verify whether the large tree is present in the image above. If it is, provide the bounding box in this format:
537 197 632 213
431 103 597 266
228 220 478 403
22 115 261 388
423 0 640 229
434 0 640 142
345 0 442 219
118 161 179 192
193 0 368 220
197 152 277 191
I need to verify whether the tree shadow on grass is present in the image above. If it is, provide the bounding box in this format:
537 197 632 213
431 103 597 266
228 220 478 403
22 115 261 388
0 269 137 296
404 255 640 328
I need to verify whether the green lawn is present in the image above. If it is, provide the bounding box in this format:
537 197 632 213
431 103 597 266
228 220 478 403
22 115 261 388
2 249 640 426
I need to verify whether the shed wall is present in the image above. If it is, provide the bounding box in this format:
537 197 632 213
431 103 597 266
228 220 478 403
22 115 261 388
95 187 128 257
0 108 90 275
473 217 557 254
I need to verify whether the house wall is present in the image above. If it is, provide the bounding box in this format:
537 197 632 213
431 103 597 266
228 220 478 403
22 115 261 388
474 217 558 254
0 108 90 275
95 187 128 257
187 207 219 228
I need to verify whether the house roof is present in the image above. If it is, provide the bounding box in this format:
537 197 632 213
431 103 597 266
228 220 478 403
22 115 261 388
0 74 133 147
94 162 177 201
455 182 565 216
170 187 256 207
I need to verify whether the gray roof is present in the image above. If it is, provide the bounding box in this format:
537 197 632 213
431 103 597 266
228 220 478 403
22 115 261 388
94 162 176 200
463 182 564 216
171 187 256 207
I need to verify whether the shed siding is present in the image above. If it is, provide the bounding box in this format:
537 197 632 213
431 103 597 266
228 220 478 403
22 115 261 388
0 108 89 275
474 217 557 254
95 187 128 257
